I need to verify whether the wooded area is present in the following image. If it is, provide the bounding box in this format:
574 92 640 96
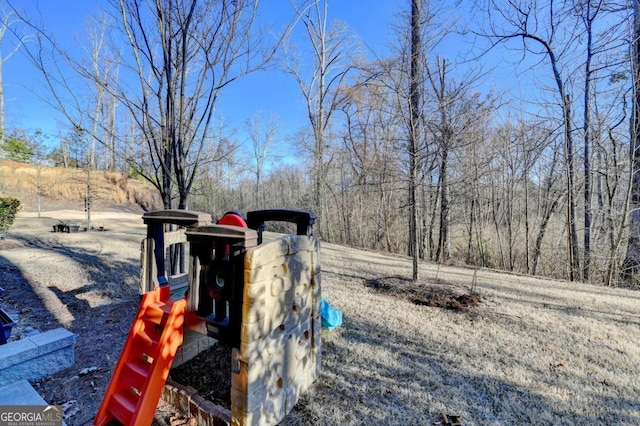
1 0 639 286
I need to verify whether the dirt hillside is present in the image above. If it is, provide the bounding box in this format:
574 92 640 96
0 159 160 212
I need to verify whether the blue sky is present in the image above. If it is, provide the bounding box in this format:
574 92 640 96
4 0 99 139
3 0 406 146
3 0 536 159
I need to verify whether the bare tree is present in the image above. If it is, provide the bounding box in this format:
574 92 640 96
11 0 294 210
246 110 279 207
0 9 25 144
573 0 614 281
420 53 490 267
622 0 640 281
31 130 48 218
407 0 423 279
531 139 563 275
85 15 112 170
285 0 356 238
337 66 406 251
110 0 293 209
481 0 584 280
376 0 432 279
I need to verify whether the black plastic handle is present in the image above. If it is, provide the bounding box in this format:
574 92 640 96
246 209 316 244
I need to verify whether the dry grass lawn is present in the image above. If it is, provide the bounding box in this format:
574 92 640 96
289 243 640 425
1 210 639 425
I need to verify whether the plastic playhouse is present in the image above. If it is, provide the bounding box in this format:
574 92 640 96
94 209 321 426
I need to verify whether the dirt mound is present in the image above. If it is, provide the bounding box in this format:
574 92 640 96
365 275 482 310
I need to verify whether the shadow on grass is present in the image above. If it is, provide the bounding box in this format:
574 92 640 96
478 279 640 328
283 312 639 426
10 233 140 292
0 231 143 359
0 250 140 426
0 242 139 347
0 258 60 337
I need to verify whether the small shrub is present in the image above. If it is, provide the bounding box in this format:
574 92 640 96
0 197 21 233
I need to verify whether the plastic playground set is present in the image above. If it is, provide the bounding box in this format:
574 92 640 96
92 209 328 426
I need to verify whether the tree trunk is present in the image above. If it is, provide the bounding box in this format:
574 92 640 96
564 94 580 281
36 165 42 218
61 141 69 168
408 0 422 280
582 2 595 282
436 149 449 262
532 148 561 276
532 197 559 275
622 0 640 281
428 174 438 260
467 197 475 264
524 167 530 273
85 167 92 230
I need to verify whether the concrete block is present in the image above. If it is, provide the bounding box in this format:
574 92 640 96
31 328 77 355
163 379 231 426
162 381 178 406
0 328 76 385
190 394 208 418
196 399 231 426
0 346 74 384
0 380 48 405
175 384 198 414
0 338 38 370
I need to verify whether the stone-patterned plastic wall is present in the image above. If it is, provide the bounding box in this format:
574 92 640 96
231 235 321 426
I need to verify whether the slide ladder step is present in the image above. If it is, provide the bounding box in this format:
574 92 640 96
94 287 186 426
110 388 139 425
122 358 152 391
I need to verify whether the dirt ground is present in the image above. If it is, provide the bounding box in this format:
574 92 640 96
1 209 639 425
0 210 152 425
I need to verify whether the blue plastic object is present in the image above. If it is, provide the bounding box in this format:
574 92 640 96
320 298 342 331
0 308 16 345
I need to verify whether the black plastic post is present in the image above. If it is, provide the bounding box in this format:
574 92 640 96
246 209 316 244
